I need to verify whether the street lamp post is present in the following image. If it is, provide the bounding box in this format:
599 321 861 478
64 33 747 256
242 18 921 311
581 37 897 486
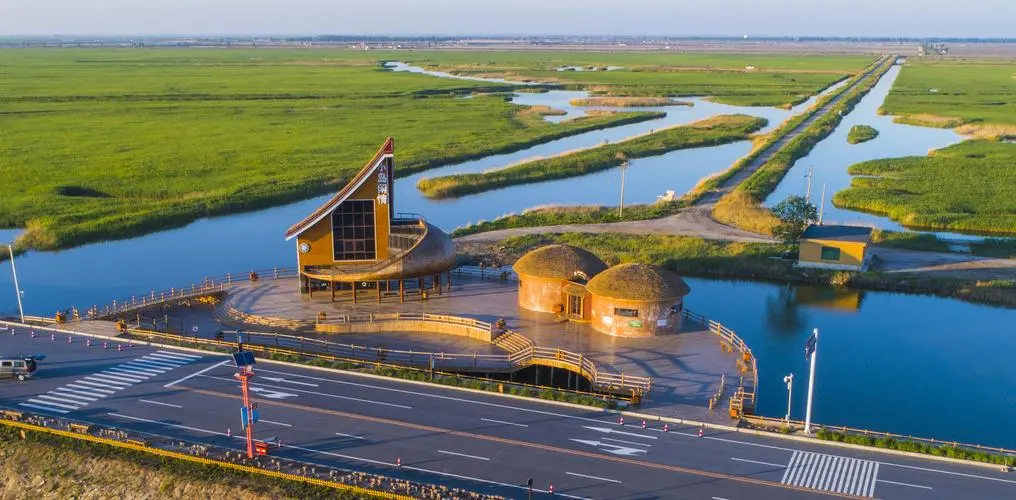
804 328 819 434
783 373 794 422
617 159 630 218
7 244 24 323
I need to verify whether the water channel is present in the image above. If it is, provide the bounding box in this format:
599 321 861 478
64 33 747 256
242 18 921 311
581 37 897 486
1 61 1013 447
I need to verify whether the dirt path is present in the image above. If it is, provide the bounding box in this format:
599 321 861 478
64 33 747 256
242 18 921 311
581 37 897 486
872 247 1016 281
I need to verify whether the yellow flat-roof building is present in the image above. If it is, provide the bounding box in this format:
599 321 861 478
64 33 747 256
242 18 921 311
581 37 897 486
797 224 873 271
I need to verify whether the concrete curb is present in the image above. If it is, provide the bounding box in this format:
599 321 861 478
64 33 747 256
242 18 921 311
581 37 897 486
7 319 1009 473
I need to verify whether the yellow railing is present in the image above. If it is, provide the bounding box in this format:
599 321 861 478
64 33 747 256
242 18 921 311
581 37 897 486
0 418 413 500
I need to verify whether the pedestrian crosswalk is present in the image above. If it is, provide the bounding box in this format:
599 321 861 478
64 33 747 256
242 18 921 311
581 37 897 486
19 350 201 414
781 450 879 497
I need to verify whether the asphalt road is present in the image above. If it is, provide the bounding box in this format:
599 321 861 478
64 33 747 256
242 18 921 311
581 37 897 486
2 329 1015 499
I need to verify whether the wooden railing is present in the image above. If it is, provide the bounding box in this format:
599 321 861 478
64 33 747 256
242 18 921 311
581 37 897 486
81 267 297 320
682 309 758 415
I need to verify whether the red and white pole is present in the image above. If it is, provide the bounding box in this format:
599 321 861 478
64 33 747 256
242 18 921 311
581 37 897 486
239 366 255 459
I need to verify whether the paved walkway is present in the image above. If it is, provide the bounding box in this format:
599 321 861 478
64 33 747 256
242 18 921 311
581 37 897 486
222 276 745 422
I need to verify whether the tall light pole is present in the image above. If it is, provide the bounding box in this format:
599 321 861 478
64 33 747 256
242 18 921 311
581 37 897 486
617 157 630 218
783 373 794 422
7 244 24 323
804 328 819 434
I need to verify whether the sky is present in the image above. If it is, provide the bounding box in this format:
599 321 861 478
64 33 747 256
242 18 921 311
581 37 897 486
2 0 1014 38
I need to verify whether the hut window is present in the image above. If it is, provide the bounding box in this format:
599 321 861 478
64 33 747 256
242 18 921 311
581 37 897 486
614 307 639 318
332 199 377 261
820 246 841 261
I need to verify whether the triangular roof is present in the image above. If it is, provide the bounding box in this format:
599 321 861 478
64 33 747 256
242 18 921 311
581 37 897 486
285 137 393 240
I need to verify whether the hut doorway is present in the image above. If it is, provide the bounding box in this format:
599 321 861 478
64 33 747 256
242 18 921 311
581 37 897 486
567 294 584 320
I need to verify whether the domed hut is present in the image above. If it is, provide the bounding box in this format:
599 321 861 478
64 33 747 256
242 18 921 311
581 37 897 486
513 244 608 319
586 263 691 337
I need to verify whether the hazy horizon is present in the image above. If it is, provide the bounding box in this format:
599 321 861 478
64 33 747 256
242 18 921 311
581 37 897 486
4 0 1014 38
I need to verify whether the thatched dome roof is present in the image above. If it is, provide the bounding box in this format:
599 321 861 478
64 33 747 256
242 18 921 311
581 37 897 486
587 263 690 302
513 244 608 280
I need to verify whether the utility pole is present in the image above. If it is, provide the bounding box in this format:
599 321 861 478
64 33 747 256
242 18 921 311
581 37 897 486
804 328 819 434
805 166 814 203
617 158 630 218
818 183 827 225
7 244 24 323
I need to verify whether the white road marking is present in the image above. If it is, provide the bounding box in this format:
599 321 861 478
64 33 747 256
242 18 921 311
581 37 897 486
121 362 168 373
584 425 658 440
137 357 183 368
335 432 365 440
480 417 528 428
566 471 622 484
146 354 190 364
163 359 229 388
71 381 118 392
50 388 102 400
27 398 79 410
712 497 730 500
19 402 68 414
202 374 411 408
602 437 652 448
570 439 646 456
48 390 99 402
439 450 490 461
156 350 201 360
877 479 933 490
879 461 1016 485
260 376 319 387
105 368 153 380
89 373 138 385
65 383 115 395
139 399 183 408
108 412 223 436
731 457 786 468
259 419 292 427
782 450 878 497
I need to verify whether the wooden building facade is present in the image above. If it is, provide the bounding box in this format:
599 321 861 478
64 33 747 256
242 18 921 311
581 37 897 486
284 138 456 302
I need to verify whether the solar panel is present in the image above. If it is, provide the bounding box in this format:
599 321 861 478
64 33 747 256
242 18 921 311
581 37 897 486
232 351 256 367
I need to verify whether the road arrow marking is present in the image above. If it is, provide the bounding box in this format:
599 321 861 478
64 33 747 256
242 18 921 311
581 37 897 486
260 376 319 387
583 425 658 440
570 438 647 456
248 386 298 400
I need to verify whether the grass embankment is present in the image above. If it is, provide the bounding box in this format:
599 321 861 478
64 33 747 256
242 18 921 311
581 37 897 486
398 51 873 107
0 49 660 252
569 97 692 107
490 233 1016 307
834 140 1016 236
0 426 371 499
816 429 1014 466
451 201 686 238
418 114 766 199
847 124 879 144
712 57 894 234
